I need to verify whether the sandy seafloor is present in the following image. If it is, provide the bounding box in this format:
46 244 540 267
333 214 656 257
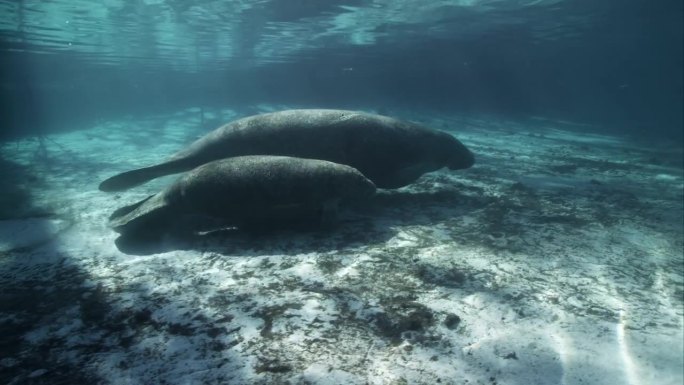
0 106 682 385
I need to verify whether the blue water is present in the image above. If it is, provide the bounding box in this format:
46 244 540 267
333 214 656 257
0 0 681 141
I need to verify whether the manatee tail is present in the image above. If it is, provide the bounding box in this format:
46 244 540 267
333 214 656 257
99 159 191 192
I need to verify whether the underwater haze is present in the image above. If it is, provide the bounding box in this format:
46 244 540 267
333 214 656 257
1 1 683 385
1 0 682 140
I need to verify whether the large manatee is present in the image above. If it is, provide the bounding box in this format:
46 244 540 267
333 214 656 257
108 155 376 236
99 109 474 191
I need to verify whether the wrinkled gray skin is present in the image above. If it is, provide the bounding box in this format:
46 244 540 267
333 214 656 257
109 156 376 236
99 109 474 192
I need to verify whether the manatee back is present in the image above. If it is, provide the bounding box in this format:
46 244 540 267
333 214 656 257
170 110 358 163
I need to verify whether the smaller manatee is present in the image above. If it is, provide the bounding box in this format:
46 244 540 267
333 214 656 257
108 155 376 237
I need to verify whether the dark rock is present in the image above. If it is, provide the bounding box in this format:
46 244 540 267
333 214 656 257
444 314 461 330
503 352 518 360
254 358 292 373
373 302 435 342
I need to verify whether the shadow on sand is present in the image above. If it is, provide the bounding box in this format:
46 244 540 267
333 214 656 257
111 185 483 256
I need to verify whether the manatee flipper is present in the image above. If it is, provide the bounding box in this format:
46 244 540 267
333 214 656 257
319 199 340 228
108 193 173 235
99 159 190 192
108 195 154 221
383 163 440 188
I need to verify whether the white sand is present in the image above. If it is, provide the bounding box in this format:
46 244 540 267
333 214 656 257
0 107 682 385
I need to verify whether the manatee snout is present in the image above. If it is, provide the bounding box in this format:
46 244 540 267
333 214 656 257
343 173 377 199
448 146 475 170
435 134 475 170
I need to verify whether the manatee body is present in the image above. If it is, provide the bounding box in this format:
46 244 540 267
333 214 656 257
109 155 376 236
99 109 474 192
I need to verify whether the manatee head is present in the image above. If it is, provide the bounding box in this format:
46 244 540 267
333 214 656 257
333 164 377 200
436 133 475 170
